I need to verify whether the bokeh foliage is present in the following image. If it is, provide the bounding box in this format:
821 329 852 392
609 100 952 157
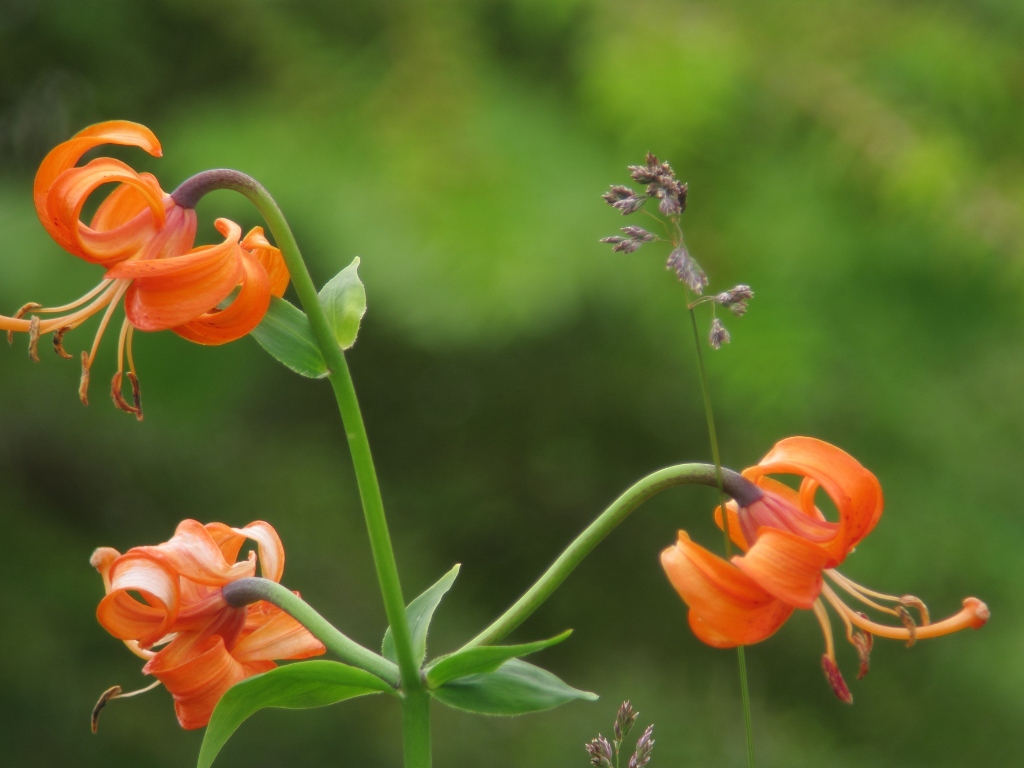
1 0 1021 765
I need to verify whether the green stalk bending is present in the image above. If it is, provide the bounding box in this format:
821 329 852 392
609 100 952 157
223 577 401 689
687 306 756 768
461 462 758 650
173 171 429 767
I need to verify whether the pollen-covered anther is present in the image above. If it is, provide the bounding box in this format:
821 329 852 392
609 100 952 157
110 372 140 416
900 595 931 625
851 617 874 680
8 302 41 345
821 654 853 704
52 326 73 359
127 372 143 422
895 605 917 647
79 351 91 406
91 680 161 734
27 315 41 362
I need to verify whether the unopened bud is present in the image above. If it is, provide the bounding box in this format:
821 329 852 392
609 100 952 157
709 318 731 349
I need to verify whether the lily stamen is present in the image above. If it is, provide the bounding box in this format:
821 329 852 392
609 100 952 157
824 569 905 618
27 315 41 362
91 680 162 734
111 319 143 419
7 303 41 344
821 584 989 642
80 281 131 405
813 598 853 703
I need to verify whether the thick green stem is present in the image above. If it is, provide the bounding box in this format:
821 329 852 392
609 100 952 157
223 577 401 689
222 175 419 685
179 172 429 767
461 463 759 650
402 691 432 767
687 306 756 768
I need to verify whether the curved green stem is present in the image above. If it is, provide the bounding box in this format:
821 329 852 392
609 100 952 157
223 577 401 689
461 463 759 650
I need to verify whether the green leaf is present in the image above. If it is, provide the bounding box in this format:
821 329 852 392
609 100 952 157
197 661 390 768
425 630 573 688
429 659 597 716
250 296 328 378
382 563 460 666
318 257 366 350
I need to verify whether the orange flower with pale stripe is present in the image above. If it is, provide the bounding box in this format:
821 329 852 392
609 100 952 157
1 121 290 418
661 437 989 702
91 520 324 729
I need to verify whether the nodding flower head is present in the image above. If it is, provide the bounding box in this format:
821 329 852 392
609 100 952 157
91 519 324 730
2 121 291 418
661 436 989 703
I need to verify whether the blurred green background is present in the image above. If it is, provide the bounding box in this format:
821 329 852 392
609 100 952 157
0 0 1019 765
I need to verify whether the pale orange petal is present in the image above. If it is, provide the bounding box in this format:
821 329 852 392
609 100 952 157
45 157 166 265
732 528 831 609
232 603 325 664
241 227 290 297
661 531 794 645
144 633 274 730
130 519 255 588
745 437 884 563
111 218 245 331
172 250 272 345
96 552 180 648
34 121 161 251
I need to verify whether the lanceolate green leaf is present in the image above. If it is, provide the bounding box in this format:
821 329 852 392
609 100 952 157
425 630 573 688
318 257 366 350
197 661 390 768
250 296 329 378
382 564 460 666
429 658 597 716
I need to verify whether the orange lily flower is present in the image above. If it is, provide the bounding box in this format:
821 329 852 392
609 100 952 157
0 121 290 418
91 520 324 729
661 437 989 702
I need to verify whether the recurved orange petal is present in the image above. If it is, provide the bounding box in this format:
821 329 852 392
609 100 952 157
241 226 290 297
746 437 884 563
661 531 794 646
45 157 166 265
732 528 831 609
111 218 245 331
144 633 274 730
130 519 255 588
232 603 325 664
172 250 272 345
34 120 161 250
196 521 285 583
95 551 180 648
